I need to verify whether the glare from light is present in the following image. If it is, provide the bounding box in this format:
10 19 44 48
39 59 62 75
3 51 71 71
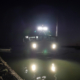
38 27 42 30
32 43 37 48
32 65 36 71
52 64 54 66
43 27 48 30
25 36 28 38
51 63 55 72
52 44 56 49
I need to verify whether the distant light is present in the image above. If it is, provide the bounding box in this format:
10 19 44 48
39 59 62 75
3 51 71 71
25 36 28 38
51 63 55 72
32 43 37 48
43 27 48 30
32 65 36 71
36 36 38 39
52 44 56 49
38 27 42 30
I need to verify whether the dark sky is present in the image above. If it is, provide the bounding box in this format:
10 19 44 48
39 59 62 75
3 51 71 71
0 1 80 47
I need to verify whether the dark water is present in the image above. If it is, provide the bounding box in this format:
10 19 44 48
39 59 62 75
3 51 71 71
0 48 80 80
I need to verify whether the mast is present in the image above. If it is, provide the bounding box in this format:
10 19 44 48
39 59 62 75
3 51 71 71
56 11 58 37
56 20 58 37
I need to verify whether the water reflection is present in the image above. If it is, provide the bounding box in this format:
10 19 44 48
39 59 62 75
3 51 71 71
8 58 80 80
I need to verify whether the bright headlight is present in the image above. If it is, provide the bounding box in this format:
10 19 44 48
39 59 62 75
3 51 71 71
37 26 48 31
32 43 37 49
43 27 48 30
37 27 42 30
52 44 56 49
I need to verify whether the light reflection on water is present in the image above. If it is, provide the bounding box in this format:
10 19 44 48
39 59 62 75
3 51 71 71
8 58 80 80
1 48 80 80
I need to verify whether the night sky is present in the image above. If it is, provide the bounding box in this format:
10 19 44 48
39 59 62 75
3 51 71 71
0 1 80 80
0 1 80 47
